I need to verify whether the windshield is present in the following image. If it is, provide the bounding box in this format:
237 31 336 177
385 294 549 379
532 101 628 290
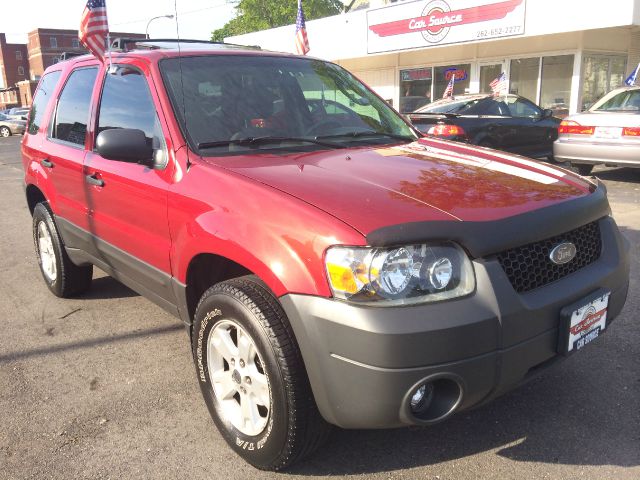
591 89 640 112
415 97 487 114
160 55 417 155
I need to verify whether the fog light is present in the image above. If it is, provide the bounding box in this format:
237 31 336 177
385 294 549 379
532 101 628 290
410 382 434 413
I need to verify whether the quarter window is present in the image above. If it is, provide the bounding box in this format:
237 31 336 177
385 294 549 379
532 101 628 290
51 67 98 145
97 67 167 168
28 70 62 135
505 96 541 118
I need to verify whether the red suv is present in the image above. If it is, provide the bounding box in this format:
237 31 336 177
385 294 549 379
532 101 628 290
22 40 630 471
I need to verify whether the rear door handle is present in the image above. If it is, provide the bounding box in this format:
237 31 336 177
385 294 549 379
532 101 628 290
85 173 104 187
40 158 53 168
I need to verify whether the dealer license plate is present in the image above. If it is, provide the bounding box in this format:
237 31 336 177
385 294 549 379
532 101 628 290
565 293 610 353
594 127 622 139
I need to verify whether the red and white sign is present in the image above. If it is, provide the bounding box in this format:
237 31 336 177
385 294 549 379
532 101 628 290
367 0 526 54
567 293 609 353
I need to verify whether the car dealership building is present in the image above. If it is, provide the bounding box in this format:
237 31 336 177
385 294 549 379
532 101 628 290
229 0 640 116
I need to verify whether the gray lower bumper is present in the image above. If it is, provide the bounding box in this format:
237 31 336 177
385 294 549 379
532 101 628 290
554 139 640 166
280 217 630 429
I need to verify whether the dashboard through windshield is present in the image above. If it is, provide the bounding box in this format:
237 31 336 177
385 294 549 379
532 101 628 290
160 55 417 155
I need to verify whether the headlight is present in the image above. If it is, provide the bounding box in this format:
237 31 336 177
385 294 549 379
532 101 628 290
325 242 475 306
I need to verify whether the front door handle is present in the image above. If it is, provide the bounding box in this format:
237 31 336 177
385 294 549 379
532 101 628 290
40 158 53 168
85 173 104 187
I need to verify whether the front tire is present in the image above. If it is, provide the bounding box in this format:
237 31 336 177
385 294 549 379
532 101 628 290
574 164 594 176
32 203 93 297
192 276 330 470
0 126 11 137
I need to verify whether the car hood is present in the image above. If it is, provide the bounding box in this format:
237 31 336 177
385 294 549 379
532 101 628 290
207 138 593 236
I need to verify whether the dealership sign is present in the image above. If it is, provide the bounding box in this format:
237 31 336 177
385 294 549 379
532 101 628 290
367 0 526 54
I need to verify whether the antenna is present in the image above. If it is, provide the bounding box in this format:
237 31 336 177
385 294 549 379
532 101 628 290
174 0 191 170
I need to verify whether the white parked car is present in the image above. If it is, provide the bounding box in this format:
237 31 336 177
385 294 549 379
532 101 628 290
554 86 640 175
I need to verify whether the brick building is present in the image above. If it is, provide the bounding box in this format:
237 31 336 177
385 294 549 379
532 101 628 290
0 34 29 89
27 28 146 80
1 28 145 108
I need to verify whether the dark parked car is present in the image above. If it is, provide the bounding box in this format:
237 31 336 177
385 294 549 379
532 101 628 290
409 94 561 159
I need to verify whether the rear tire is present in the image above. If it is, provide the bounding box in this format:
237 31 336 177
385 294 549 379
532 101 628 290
192 276 330 471
0 126 10 137
32 203 93 297
574 164 594 176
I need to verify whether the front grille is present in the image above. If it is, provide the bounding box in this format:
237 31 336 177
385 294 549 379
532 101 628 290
496 221 602 293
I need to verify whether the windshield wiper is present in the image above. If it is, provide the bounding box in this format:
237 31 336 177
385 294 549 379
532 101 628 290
315 130 415 142
197 136 341 150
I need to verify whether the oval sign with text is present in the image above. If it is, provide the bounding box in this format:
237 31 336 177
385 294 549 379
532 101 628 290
549 242 577 265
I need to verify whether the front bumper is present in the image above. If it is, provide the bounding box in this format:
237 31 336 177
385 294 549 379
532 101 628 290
280 216 630 429
554 138 640 166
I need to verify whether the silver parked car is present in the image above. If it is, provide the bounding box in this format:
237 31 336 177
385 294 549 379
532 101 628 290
554 86 640 175
0 113 26 137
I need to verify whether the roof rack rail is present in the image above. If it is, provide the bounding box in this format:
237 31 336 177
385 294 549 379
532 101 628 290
110 37 261 52
57 51 84 61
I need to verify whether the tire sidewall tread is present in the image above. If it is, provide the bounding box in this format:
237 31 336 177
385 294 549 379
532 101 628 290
192 276 329 471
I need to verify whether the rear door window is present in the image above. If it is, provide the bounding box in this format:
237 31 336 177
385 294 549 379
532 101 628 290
27 70 62 135
50 67 98 146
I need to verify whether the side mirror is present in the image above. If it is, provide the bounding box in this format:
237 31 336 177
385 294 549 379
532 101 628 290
96 128 153 165
542 109 554 119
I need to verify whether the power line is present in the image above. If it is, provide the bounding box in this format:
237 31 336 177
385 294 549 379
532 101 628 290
111 3 233 26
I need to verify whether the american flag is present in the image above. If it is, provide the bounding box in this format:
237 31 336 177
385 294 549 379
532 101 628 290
294 0 310 55
442 73 455 99
490 72 508 95
625 62 639 86
79 0 109 62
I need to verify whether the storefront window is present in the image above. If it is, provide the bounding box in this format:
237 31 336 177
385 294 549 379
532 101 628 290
434 64 471 99
581 55 627 111
479 64 503 93
509 57 539 102
540 55 574 118
399 68 432 113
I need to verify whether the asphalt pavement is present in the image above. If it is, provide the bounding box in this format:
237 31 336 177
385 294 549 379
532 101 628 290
1 134 638 479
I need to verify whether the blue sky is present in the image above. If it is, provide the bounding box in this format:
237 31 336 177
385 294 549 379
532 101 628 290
1 0 236 43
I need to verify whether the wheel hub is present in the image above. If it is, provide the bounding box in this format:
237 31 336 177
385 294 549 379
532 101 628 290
37 221 57 282
207 319 271 436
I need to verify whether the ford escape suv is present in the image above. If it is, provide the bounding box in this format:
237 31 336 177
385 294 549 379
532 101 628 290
22 40 630 470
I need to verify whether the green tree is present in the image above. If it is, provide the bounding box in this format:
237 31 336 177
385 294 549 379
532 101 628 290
212 0 343 42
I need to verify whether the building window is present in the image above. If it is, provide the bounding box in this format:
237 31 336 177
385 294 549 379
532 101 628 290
509 57 540 102
580 55 627 111
434 64 471 99
18 66 24 76
72 38 80 48
399 68 432 113
50 37 57 48
540 55 574 117
16 50 22 60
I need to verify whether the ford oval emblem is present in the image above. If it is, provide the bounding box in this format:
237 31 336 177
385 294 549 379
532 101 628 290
549 242 577 265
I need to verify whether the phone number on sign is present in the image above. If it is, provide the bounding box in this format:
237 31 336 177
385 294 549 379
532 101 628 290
476 25 522 38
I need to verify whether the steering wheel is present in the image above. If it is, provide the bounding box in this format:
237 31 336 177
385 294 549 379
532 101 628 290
305 120 343 137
